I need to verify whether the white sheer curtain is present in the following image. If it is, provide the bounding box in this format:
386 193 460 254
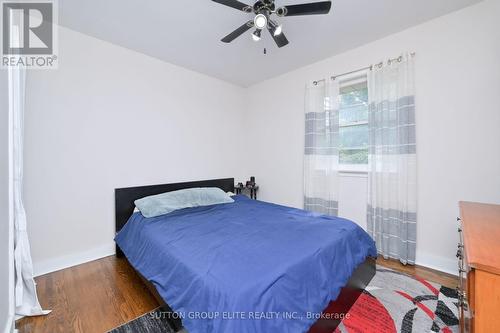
303 80 340 216
8 25 50 317
366 54 417 265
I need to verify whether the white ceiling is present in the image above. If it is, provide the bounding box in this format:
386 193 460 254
59 0 481 86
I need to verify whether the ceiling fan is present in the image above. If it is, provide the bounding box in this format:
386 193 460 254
213 0 332 48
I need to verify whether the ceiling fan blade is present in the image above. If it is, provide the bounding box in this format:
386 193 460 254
212 0 251 12
221 21 254 43
268 28 289 48
281 1 332 16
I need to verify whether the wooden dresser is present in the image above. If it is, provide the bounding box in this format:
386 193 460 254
458 201 500 333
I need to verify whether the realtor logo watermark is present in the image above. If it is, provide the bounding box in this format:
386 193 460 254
1 0 58 69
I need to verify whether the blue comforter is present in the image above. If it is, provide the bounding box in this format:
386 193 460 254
115 195 376 333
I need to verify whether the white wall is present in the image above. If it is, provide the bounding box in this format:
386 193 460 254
243 0 500 274
24 26 247 276
1 70 14 332
23 0 500 277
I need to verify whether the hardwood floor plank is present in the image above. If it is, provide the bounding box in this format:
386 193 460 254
16 255 458 333
376 255 458 289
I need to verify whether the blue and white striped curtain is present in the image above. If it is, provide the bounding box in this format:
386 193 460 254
303 80 340 216
367 54 417 265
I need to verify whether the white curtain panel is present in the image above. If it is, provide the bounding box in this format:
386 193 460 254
366 54 417 265
303 80 340 216
8 25 50 317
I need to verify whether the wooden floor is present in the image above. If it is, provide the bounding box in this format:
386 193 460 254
16 255 458 333
375 256 458 289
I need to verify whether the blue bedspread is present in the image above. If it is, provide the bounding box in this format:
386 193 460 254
115 195 376 333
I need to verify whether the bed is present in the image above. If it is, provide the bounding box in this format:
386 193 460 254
115 178 377 333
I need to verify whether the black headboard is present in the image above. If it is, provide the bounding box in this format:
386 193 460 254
115 178 234 256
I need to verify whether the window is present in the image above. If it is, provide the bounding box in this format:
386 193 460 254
338 76 369 168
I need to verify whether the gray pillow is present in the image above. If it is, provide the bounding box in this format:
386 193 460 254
134 187 234 218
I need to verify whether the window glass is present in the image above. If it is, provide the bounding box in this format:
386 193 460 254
338 77 368 165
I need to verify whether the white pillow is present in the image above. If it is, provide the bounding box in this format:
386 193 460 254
134 187 234 218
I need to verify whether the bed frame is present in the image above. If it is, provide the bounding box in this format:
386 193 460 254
115 178 375 333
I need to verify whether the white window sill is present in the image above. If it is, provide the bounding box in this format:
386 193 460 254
339 171 368 178
339 164 368 177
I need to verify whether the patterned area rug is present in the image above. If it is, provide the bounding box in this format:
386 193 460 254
334 267 459 333
109 266 459 333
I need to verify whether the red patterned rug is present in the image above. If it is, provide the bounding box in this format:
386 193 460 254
109 266 459 333
333 267 459 333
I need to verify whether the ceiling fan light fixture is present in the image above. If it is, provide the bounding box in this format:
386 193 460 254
252 29 262 42
276 7 287 17
214 0 333 48
254 14 267 30
273 24 283 36
269 20 283 36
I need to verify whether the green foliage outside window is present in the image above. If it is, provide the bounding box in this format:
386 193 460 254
338 80 368 165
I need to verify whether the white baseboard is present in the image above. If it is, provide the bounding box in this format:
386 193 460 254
415 252 458 276
33 243 115 277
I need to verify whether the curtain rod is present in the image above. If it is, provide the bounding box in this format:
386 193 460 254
313 66 372 85
312 52 416 86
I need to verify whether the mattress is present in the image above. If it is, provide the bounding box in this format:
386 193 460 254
115 195 376 333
